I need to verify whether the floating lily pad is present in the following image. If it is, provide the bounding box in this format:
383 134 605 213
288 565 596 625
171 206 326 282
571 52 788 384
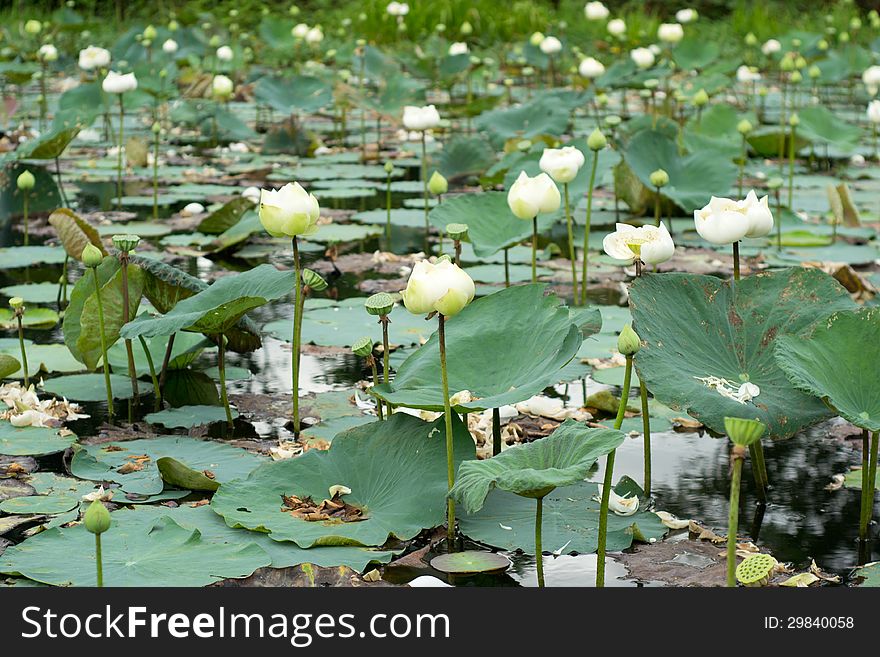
0 307 59 329
430 551 511 574
145 405 239 429
0 425 78 457
42 373 151 401
0 283 62 304
0 495 80 515
0 246 66 269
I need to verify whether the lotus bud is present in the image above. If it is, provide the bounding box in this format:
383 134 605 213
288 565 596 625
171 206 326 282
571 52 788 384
209 35 221 48
737 119 753 135
736 553 777 587
351 336 373 358
840 32 850 43
794 55 807 70
446 223 468 241
84 500 111 535
724 416 767 447
788 112 800 127
808 65 821 79
81 244 104 268
817 39 828 51
168 19 179 31
587 128 607 151
780 53 795 71
790 70 802 84
365 292 395 317
617 324 641 356
460 21 473 36
299 268 326 292
758 86 768 97
16 170 35 190
143 25 158 41
596 93 609 107
8 297 24 311
692 88 709 106
112 234 140 254
529 32 544 47
428 171 448 195
152 122 161 135
744 32 758 47
649 169 669 188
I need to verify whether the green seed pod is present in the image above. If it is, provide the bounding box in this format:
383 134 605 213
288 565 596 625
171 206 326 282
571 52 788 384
643 78 659 90
428 171 448 195
617 324 641 356
649 169 669 188
446 223 468 241
737 119 753 135
692 88 709 107
302 268 328 292
8 297 24 310
604 114 622 128
84 499 111 535
112 234 140 254
81 243 104 268
587 128 607 151
766 176 784 190
365 292 395 316
16 170 35 190
735 553 777 587
724 416 767 447
351 336 373 358
596 93 609 107
151 121 161 134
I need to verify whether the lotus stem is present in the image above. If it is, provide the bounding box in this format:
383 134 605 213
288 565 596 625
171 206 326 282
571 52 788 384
119 254 139 403
581 150 599 306
95 533 103 588
727 446 745 587
15 313 29 388
158 333 175 400
859 429 876 541
503 248 510 288
777 80 787 172
453 237 461 267
117 95 124 211
535 496 545 587
596 354 633 587
385 170 392 245
563 183 579 304
787 124 796 208
640 379 651 498
92 269 114 421
531 216 538 284
359 52 366 161
217 335 234 431
381 316 392 418
368 355 384 421
732 241 741 281
137 336 160 412
438 314 456 545
55 157 68 208
56 255 69 310
749 440 768 503
153 127 160 220
738 134 747 197
22 192 28 246
873 123 878 162
775 188 782 250
291 237 303 438
421 131 429 254
492 407 502 456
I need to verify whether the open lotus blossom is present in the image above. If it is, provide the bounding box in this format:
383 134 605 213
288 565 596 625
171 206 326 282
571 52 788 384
761 39 781 55
216 45 233 61
259 182 320 237
693 191 774 244
292 23 309 38
102 70 137 93
78 45 111 70
584 1 609 20
162 38 178 54
507 171 560 219
540 36 562 54
676 8 698 23
578 56 605 78
402 104 441 131
603 223 675 265
539 146 585 184
657 23 684 44
630 47 655 69
448 42 468 56
386 1 410 17
400 258 475 317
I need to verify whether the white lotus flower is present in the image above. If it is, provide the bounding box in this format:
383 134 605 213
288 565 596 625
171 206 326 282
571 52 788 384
539 146 585 184
102 70 137 94
761 39 781 55
507 171 561 219
630 47 655 69
181 202 205 216
584 2 609 21
38 44 58 62
212 74 234 100
603 223 675 265
540 36 562 55
402 104 441 131
658 23 684 44
736 65 761 83
448 42 468 56
863 65 880 87
387 1 410 17
607 18 626 37
868 100 880 124
693 196 751 245
162 38 178 54
78 45 111 70
676 8 698 23
305 27 323 45
259 182 320 238
601 487 639 516
292 23 309 38
216 45 233 61
400 259 475 317
578 56 605 79
740 190 774 238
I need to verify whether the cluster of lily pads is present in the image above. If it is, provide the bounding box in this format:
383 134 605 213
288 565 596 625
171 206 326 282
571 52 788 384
0 1 878 589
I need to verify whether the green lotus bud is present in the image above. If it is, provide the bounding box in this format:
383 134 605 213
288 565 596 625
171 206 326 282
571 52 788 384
839 32 850 43
791 38 802 48
460 21 473 35
82 244 104 267
428 171 448 195
209 35 221 48
351 336 373 358
596 93 609 107
850 17 862 30
735 553 777 587
604 114 621 128
789 112 800 127
617 324 641 356
817 39 828 51
587 128 607 151
790 70 802 84
794 55 807 70
143 25 158 41
16 170 35 190
8 297 24 310
808 65 821 79
737 119 753 135
724 416 766 447
151 121 161 134
302 268 327 291
758 86 768 97
766 176 784 190
779 53 795 72
744 32 758 47
84 499 111 535
446 223 468 241
168 19 179 31
692 88 709 106
24 20 41 35
365 292 395 316
649 169 669 188
643 78 659 90
112 234 140 254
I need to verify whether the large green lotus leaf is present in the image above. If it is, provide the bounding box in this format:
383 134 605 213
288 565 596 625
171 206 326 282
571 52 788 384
629 268 856 438
0 308 58 329
146 405 239 429
62 256 121 366
796 106 860 153
69 436 266 496
373 285 591 412
0 354 20 379
120 264 294 341
450 421 625 512
683 104 755 162
0 514 269 587
197 197 255 235
621 128 738 211
0 246 66 269
459 480 667 555
0 425 78 457
107 332 209 377
0 495 79 515
42 373 151 401
672 38 720 70
255 75 331 114
428 191 559 258
15 123 81 160
474 96 570 140
775 307 880 432
435 136 496 181
0 283 60 304
47 208 106 260
212 413 475 548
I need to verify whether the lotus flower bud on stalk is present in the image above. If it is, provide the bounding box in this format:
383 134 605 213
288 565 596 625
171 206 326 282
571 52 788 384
787 113 799 208
445 223 468 267
82 244 114 421
507 171 560 285
575 129 607 305
111 235 141 413
25 19 42 35
402 105 441 252
736 120 753 195
8 297 29 387
16 170 34 246
693 192 773 280
84 500 111 587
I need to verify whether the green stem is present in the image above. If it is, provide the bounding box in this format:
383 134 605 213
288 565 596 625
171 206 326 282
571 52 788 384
439 315 456 545
787 125 795 208
727 452 744 587
749 440 768 502
153 128 159 220
381 317 392 417
492 407 501 456
359 53 366 161
531 216 538 284
777 80 787 172
776 190 783 250
291 237 302 437
421 131 429 254
732 241 740 281
581 150 599 306
16 315 29 388
563 183 579 304
535 496 545 587
503 248 510 288
738 133 746 197
120 258 138 404
158 333 175 400
93 270 114 422
860 429 872 541
117 95 124 211
640 379 651 498
137 336 160 412
370 357 384 420
95 533 103 588
217 335 234 431
22 193 28 246
653 186 661 227
385 172 392 244
596 354 633 587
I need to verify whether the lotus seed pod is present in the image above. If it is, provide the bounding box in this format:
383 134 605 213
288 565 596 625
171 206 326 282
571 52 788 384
302 268 328 292
735 553 777 587
766 176 784 190
16 170 35 190
604 114 622 127
428 171 448 196
351 336 373 358
724 416 767 447
649 169 669 188
446 223 468 241
84 499 111 535
692 88 709 106
112 234 140 254
617 324 641 356
643 78 659 90
365 292 395 316
587 128 607 151
737 119 753 135
81 243 104 268
8 297 24 310
789 112 800 127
